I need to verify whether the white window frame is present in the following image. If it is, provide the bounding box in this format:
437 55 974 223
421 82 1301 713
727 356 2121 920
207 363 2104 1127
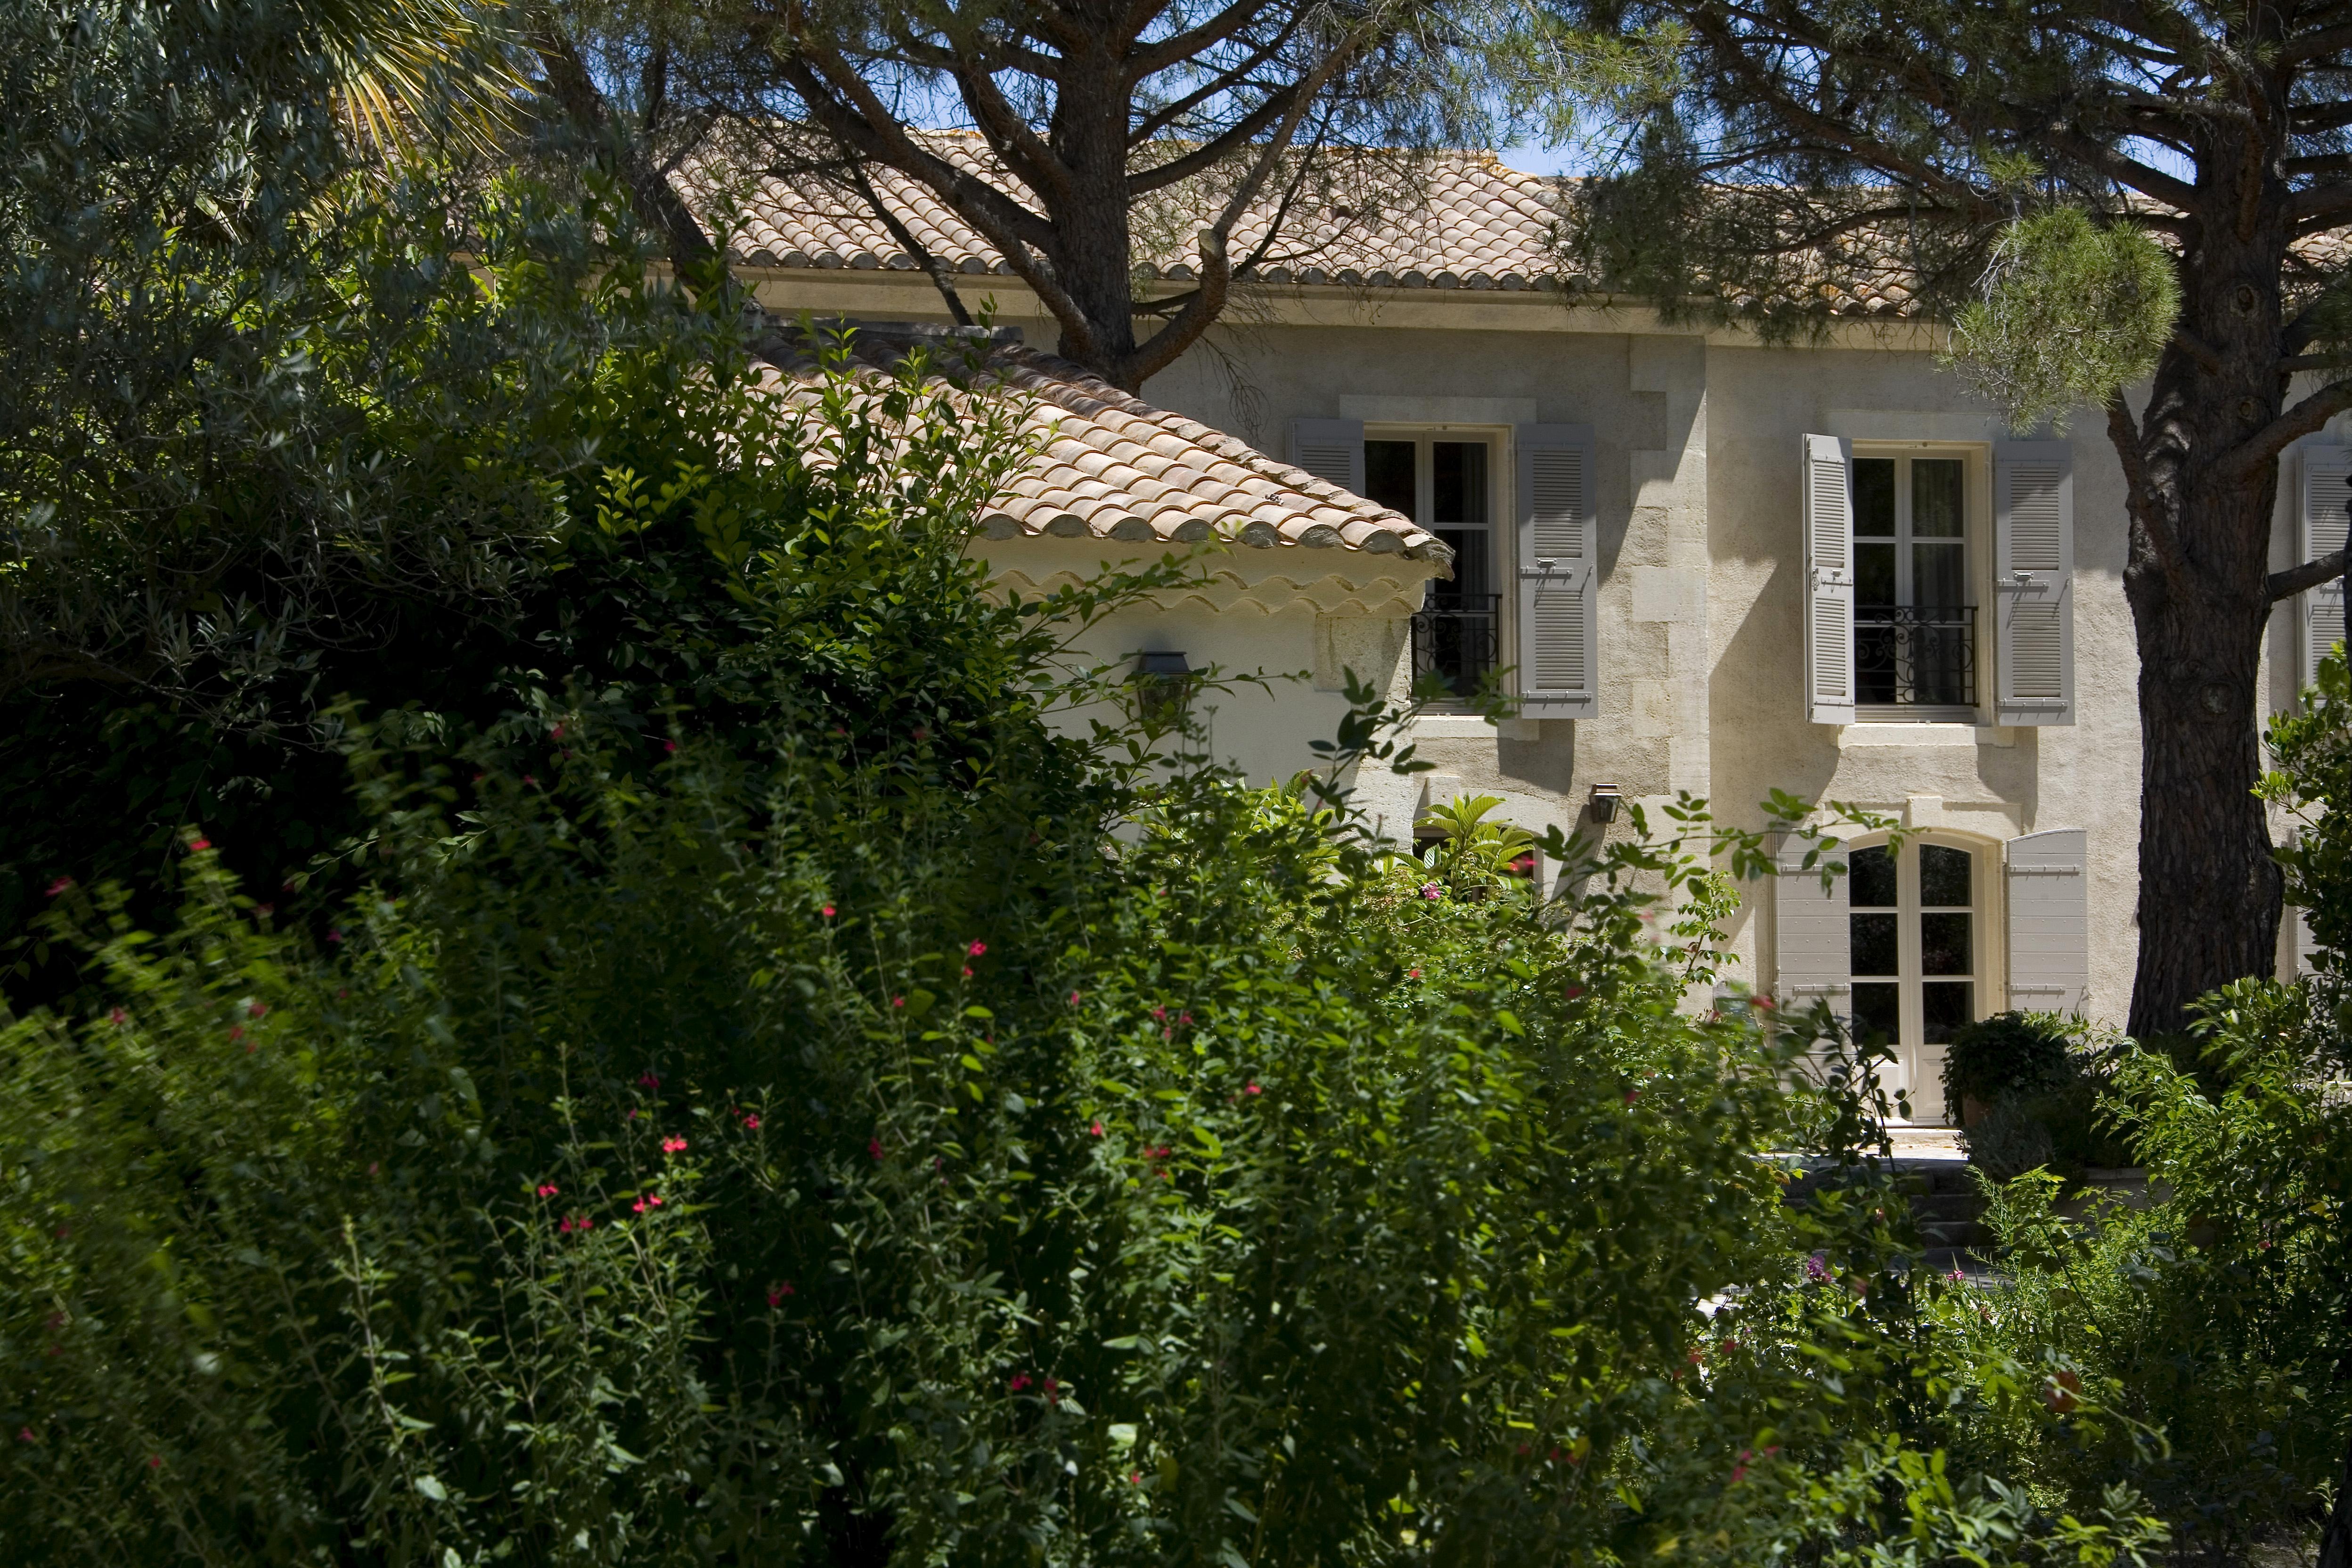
1844 831 2004 1120
1366 424 1510 709
1846 441 1991 725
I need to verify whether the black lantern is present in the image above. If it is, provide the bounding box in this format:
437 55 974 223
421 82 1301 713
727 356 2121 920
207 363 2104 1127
1137 651 1191 720
1587 783 1623 824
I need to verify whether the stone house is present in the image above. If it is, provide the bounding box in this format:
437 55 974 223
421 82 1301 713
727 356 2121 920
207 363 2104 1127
700 143 2344 1120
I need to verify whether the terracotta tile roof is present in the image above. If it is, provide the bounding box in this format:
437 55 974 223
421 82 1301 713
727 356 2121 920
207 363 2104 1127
680 137 1576 295
754 328 1451 565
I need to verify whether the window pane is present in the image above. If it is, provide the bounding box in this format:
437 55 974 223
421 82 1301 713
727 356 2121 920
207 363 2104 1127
1850 844 1897 908
1922 981 1974 1043
1366 440 1415 517
1431 528 1491 601
1851 912 1899 977
1854 458 1896 537
1920 911 1972 975
1912 540 1966 609
1912 459 1964 538
1857 540 1897 604
1853 981 1901 1045
1433 442 1487 525
1920 844 1972 906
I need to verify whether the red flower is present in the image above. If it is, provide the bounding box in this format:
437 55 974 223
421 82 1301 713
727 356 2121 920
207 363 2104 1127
1090 1121 1105 1137
662 1136 688 1155
1009 1373 1031 1392
1129 1471 1142 1485
247 1001 268 1018
1408 968 1422 979
521 775 537 787
663 739 678 754
890 995 906 1009
961 966 973 979
1043 1377 1061 1404
743 1113 761 1130
537 1183 559 1198
147 1455 162 1471
821 904 836 918
44 877 71 897
189 838 212 852
912 727 929 742
368 1162 379 1176
229 1026 245 1043
108 1008 126 1026
1565 985 1583 999
638 1071 661 1091
1624 1088 1640 1104
1751 995 1775 1011
868 1137 885 1161
633 1194 663 1213
550 723 565 739
768 1282 794 1306
16 1429 32 1443
1068 990 1082 1004
1245 1083 1261 1096
326 929 343 944
1151 1006 1166 1021
967 939 987 957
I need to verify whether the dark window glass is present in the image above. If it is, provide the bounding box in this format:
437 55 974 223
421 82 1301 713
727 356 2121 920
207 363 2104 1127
1433 442 1486 525
1857 540 1898 603
1434 528 1490 601
1366 440 1415 517
1912 459 1963 538
1913 541 1966 609
1853 458 1896 537
1851 912 1899 977
1920 912 1972 975
1922 981 1974 1043
1853 982 1901 1045
1920 844 1971 907
1849 844 1897 908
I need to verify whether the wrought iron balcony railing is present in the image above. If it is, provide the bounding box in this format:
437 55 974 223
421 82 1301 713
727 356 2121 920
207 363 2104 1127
1856 604 1976 707
1412 594 1502 702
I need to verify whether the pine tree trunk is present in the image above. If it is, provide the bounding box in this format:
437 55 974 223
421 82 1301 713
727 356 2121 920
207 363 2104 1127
2122 134 2291 1041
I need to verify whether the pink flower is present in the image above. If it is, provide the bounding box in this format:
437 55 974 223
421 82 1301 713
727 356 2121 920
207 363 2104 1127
868 1137 885 1161
638 1071 661 1091
1751 995 1775 1012
1089 1120 1105 1137
912 727 929 742
229 1026 245 1043
189 838 212 852
1044 1377 1061 1405
1009 1373 1031 1392
147 1454 162 1470
1420 883 1441 900
108 1008 126 1026
632 1194 663 1213
1179 1012 1192 1025
961 966 973 979
551 723 565 739
1245 1083 1261 1096
1623 1088 1639 1104
1152 1007 1167 1021
662 1137 688 1155
17 1428 32 1442
891 996 906 1009
1804 1254 1830 1283
1407 968 1422 980
768 1282 794 1306
743 1114 761 1130
821 904 836 918
1129 1471 1142 1485
537 1183 559 1198
967 940 987 957
44 877 71 897
368 1162 379 1176
327 929 343 944
247 1001 268 1018
521 774 537 786
1068 990 1082 1005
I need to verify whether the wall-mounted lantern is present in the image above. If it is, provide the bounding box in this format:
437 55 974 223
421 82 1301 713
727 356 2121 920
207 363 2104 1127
1587 783 1623 825
1137 651 1191 721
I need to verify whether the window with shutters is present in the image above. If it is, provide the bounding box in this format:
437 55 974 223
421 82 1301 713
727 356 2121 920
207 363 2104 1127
1848 836 1983 1115
1366 431 1499 703
1850 449 1980 720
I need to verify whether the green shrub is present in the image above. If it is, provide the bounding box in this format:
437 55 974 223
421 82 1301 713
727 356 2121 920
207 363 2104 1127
1943 1011 2072 1115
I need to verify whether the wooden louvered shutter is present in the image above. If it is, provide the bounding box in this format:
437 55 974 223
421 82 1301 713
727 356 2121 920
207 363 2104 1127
1802 434 1855 724
2299 445 2352 691
1994 442 2075 726
1515 423 1599 718
1773 834 1851 1010
2005 829 2089 1015
1287 418 1364 496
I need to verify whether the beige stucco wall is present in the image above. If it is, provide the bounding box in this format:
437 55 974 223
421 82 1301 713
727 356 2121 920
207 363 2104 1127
761 269 2332 1102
